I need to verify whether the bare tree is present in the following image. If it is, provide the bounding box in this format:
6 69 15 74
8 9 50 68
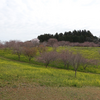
3 40 23 50
0 41 4 49
37 45 47 54
12 41 23 60
81 58 93 71
23 41 33 48
42 41 47 46
31 38 40 47
70 53 83 77
89 59 100 68
59 50 72 69
58 41 66 47
48 38 58 47
81 58 99 71
23 47 37 62
4 40 16 49
37 51 58 68
53 43 59 51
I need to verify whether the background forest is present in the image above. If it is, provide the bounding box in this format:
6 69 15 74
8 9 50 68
38 30 99 43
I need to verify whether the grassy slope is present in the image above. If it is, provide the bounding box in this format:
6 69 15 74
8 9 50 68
0 57 100 87
0 57 100 100
1 47 100 100
0 47 100 77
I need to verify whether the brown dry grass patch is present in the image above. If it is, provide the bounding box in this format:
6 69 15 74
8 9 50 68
0 84 100 100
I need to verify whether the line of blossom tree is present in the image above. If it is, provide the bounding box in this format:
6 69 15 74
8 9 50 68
36 50 98 77
0 39 41 61
46 38 100 47
38 30 99 43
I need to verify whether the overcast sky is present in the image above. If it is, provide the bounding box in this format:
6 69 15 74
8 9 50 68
0 0 100 42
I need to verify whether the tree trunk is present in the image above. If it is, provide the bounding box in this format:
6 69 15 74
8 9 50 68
67 63 69 70
75 70 77 78
45 62 49 68
29 57 31 62
83 65 87 71
18 55 20 60
64 64 66 68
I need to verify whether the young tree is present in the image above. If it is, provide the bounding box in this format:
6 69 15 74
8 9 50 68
12 41 23 60
48 38 58 47
4 40 16 49
23 47 37 62
89 59 100 68
23 41 33 48
58 41 67 47
0 41 4 49
53 43 58 51
37 51 58 68
31 38 40 47
59 50 72 69
81 58 92 71
70 53 83 77
37 45 47 54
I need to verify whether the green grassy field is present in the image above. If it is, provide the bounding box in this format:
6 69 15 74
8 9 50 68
0 56 100 87
0 47 100 100
0 57 100 100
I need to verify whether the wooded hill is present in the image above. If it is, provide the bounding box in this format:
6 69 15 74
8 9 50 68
38 30 98 43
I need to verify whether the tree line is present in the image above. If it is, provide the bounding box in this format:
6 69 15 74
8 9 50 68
37 50 98 77
38 30 98 43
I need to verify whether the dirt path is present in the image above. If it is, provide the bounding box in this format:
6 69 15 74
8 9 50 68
0 84 100 100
